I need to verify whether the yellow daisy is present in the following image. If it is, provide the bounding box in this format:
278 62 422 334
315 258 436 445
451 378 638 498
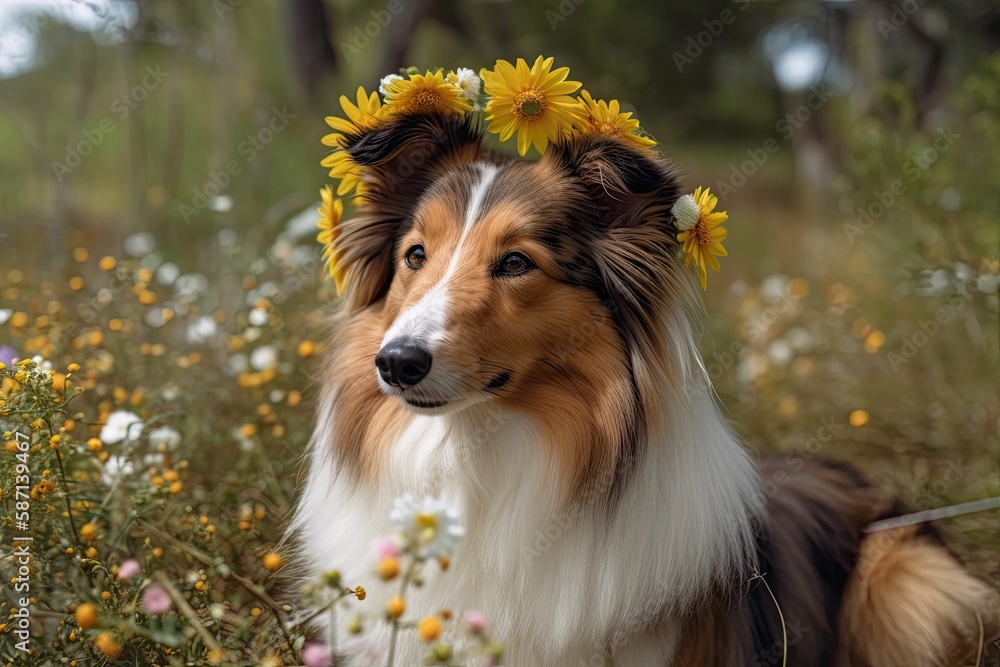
382 70 472 116
577 90 655 149
321 150 364 197
481 55 586 156
673 187 729 290
321 87 381 198
316 185 346 292
322 86 383 150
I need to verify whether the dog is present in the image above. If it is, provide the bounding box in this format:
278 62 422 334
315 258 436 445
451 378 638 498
290 111 999 665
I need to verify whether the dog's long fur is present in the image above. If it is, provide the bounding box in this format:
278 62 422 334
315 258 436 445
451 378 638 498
290 112 999 665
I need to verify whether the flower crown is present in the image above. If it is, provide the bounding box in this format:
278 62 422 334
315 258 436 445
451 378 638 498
316 55 729 291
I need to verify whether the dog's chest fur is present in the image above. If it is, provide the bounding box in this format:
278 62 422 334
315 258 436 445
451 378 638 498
293 390 763 666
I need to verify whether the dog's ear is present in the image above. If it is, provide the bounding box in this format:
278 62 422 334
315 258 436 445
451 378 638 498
332 112 483 310
548 136 685 368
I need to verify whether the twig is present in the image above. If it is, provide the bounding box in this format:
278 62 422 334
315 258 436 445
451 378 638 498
975 607 984 667
152 571 221 652
138 520 299 657
750 572 787 667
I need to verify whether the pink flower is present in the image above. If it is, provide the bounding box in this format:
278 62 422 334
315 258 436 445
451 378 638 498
302 643 332 667
464 610 488 635
142 585 173 615
373 535 402 559
117 559 141 580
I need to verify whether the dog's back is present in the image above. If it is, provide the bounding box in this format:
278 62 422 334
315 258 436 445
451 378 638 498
677 457 1000 666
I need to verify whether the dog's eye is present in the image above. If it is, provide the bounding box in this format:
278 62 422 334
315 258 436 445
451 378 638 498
495 252 534 277
405 245 425 269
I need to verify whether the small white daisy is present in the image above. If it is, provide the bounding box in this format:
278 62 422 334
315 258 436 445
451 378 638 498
185 315 217 344
389 493 465 559
249 344 278 371
100 410 143 444
448 67 482 106
379 74 403 97
148 425 181 450
101 455 136 486
671 194 701 231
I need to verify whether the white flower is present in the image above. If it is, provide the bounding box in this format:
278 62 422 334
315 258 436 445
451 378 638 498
448 67 481 104
156 262 180 285
100 410 143 444
767 339 793 366
31 355 53 371
186 316 217 344
226 353 249 376
148 425 181 450
760 274 790 302
250 345 278 371
671 194 700 231
101 455 135 486
389 493 464 558
124 232 156 257
379 74 403 97
248 307 269 326
209 195 233 212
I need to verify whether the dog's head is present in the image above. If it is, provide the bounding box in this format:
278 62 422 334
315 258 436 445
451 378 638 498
332 112 689 424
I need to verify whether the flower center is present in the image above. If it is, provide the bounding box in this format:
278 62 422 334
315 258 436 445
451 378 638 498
693 216 712 244
409 88 442 111
595 121 621 136
513 89 547 120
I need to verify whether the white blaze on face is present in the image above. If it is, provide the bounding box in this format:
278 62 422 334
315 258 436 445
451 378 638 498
380 163 500 353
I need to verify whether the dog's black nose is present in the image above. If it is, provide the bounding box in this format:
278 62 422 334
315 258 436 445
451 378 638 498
376 340 432 388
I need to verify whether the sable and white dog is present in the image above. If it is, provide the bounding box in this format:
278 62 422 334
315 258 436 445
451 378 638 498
290 112 998 666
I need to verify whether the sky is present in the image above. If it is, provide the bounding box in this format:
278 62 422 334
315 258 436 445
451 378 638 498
0 0 137 79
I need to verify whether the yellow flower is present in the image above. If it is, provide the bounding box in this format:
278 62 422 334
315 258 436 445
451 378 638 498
382 70 472 117
481 55 586 156
75 603 99 630
322 86 383 150
316 186 346 292
377 556 400 580
321 86 381 198
577 90 655 149
354 585 367 601
386 595 405 618
262 552 284 572
80 522 99 542
94 631 121 658
417 615 442 642
321 145 365 198
673 187 729 290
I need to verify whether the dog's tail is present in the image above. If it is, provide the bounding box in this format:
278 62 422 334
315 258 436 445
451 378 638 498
839 524 1000 667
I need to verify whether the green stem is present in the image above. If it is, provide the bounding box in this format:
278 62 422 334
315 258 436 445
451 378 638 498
384 556 418 667
330 602 339 667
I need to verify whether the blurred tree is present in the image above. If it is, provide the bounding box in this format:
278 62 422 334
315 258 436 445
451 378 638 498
286 0 338 97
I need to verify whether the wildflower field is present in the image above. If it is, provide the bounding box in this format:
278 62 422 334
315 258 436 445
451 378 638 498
1 1 998 665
